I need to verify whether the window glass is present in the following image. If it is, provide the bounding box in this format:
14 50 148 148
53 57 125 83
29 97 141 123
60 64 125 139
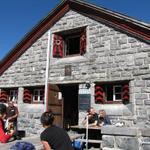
9 90 18 101
33 89 44 102
113 85 122 101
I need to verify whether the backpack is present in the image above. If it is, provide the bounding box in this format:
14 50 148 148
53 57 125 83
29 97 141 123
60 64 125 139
10 141 35 150
72 140 84 150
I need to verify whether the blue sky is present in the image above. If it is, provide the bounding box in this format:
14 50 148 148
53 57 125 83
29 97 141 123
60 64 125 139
0 0 149 60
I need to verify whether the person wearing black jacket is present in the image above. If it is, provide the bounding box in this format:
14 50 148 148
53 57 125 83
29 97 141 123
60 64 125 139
82 107 99 126
40 110 73 150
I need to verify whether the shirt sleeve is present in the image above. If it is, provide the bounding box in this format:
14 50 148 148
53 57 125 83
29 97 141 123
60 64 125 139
0 121 12 143
40 131 47 142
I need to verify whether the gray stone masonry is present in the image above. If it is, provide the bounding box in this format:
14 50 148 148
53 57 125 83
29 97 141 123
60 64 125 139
101 126 150 150
101 126 138 136
102 135 139 150
18 103 45 136
0 32 48 87
49 10 150 125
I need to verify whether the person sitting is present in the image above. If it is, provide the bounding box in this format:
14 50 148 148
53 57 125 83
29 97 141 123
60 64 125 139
98 109 111 126
0 103 14 143
40 110 74 150
82 107 98 127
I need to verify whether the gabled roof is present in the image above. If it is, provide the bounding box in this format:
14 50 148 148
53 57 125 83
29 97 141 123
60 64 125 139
0 0 150 75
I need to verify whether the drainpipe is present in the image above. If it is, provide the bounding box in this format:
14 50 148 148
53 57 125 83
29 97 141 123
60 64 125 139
44 30 51 112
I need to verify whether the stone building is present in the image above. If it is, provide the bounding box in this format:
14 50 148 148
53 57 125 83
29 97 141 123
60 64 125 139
0 0 150 149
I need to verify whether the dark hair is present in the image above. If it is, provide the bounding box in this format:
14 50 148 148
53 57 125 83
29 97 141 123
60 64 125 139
0 103 6 115
40 111 54 126
87 107 94 114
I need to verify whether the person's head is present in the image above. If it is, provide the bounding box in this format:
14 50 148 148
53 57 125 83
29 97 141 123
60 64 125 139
0 103 7 119
8 101 14 107
40 111 54 127
99 109 106 117
87 107 95 115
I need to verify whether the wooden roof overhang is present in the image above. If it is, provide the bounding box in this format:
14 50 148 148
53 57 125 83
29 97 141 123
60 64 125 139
0 0 150 75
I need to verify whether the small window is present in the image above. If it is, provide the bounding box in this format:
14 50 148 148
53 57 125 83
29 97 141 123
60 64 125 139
23 87 44 103
95 82 129 104
9 90 18 102
65 35 80 56
33 89 44 102
53 27 86 58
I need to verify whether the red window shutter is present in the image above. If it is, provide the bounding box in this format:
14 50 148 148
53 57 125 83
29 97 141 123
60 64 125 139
0 89 8 102
53 34 64 58
95 86 105 103
80 30 86 55
23 89 32 103
122 84 129 103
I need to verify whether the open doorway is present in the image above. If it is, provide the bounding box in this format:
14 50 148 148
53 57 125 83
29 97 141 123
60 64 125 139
59 84 79 129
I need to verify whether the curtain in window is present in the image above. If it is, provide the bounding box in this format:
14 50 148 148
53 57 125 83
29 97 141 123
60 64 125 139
80 30 86 55
0 89 8 102
53 34 64 58
95 86 105 103
122 84 129 103
23 89 32 103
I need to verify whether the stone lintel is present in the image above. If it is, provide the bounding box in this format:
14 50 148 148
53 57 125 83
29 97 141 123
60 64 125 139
141 129 150 137
101 125 137 136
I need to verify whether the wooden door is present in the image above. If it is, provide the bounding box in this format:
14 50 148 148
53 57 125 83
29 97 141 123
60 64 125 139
47 84 63 127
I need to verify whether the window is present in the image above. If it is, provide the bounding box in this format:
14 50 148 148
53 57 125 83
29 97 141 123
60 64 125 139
9 90 18 102
53 27 86 58
65 35 80 56
23 87 44 103
33 89 44 102
0 89 18 102
95 82 129 104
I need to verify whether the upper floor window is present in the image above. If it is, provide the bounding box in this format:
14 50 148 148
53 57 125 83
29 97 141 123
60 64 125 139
53 27 86 58
95 82 129 104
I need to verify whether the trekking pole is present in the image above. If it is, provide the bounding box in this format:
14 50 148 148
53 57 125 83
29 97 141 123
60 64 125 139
86 115 88 150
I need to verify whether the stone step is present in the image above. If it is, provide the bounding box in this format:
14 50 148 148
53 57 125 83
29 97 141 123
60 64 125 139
103 148 123 150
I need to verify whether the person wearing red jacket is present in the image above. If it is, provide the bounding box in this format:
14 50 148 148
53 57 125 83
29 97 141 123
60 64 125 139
0 103 14 143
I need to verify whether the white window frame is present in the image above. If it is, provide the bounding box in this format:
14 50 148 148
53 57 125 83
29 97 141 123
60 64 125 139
113 85 122 101
33 89 44 102
9 90 18 101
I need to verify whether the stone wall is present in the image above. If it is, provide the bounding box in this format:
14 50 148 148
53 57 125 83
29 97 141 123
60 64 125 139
0 32 48 87
101 126 150 150
18 103 44 136
48 10 150 124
